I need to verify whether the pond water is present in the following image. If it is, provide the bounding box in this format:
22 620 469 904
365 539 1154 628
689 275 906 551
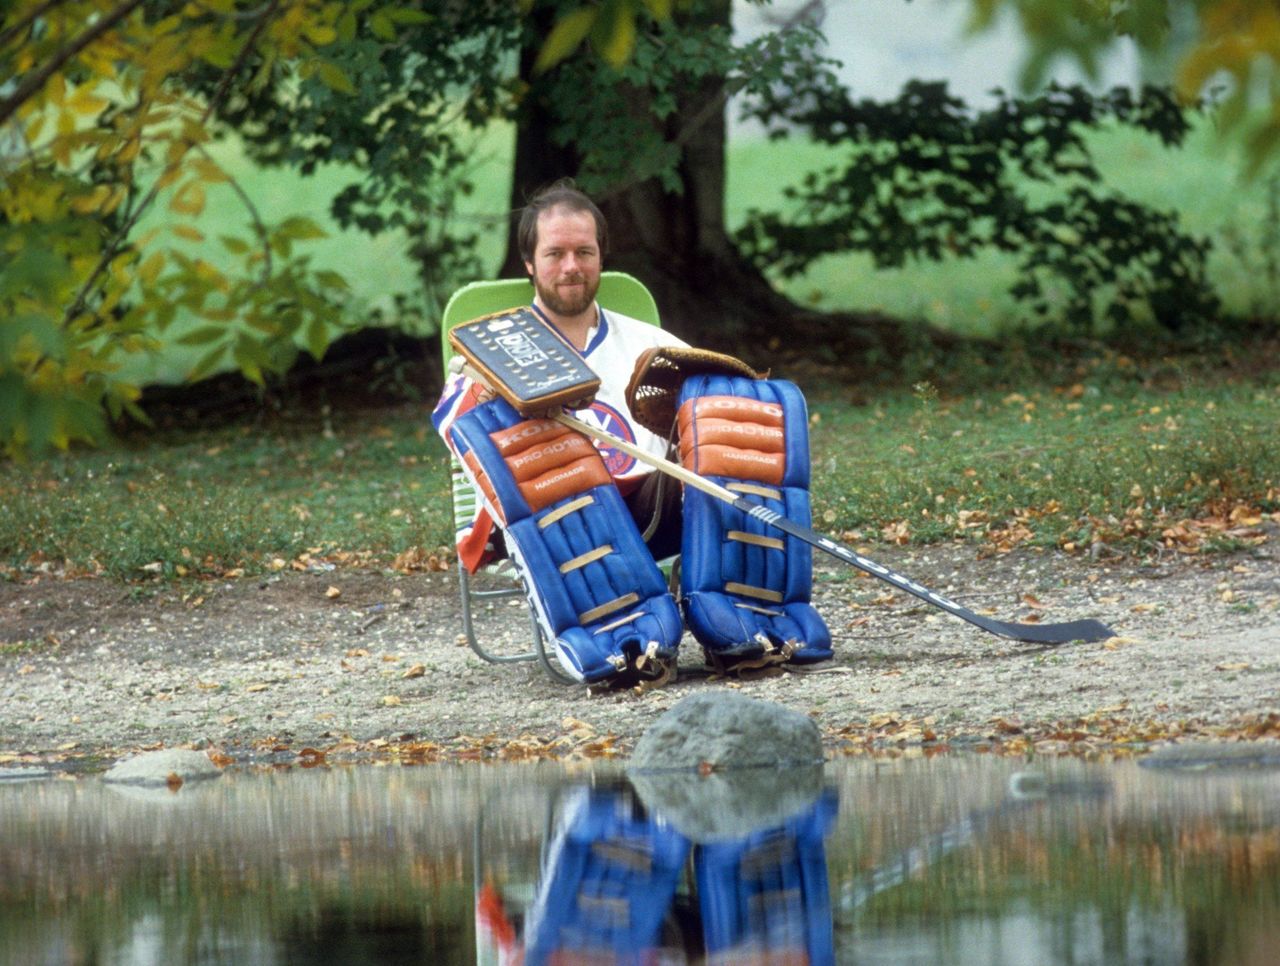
1 754 1278 965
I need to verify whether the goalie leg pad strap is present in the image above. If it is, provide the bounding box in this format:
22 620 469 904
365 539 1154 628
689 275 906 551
450 399 682 683
677 376 833 665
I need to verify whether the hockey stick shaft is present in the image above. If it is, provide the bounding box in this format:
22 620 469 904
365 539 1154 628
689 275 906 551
556 413 1114 645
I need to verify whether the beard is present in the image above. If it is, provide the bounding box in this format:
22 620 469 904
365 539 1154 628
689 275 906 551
534 272 599 318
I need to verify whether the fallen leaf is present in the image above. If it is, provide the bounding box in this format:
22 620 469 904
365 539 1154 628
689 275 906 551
246 683 270 693
381 695 402 707
1215 661 1250 672
325 586 342 599
402 664 426 679
166 772 184 791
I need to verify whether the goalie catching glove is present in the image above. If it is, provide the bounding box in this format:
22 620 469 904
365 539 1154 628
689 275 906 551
627 345 768 437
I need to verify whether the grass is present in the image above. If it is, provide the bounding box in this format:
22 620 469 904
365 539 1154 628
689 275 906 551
804 359 1280 555
1 408 456 580
3 357 1276 580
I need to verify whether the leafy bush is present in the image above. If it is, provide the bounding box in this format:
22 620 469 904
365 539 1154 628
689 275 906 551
736 80 1220 334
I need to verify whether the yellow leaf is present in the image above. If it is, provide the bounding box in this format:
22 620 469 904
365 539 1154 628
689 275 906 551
70 185 111 214
535 7 597 74
68 87 108 116
139 251 166 285
193 158 230 183
171 224 204 242
381 695 402 707
169 180 206 216
304 23 337 45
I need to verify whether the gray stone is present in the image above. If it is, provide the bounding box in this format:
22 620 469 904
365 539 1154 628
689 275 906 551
629 764 826 842
104 749 222 786
1140 740 1280 771
0 767 53 783
625 692 827 841
628 691 823 772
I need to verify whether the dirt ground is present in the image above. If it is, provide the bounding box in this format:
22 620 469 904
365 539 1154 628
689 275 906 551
2 534 1278 768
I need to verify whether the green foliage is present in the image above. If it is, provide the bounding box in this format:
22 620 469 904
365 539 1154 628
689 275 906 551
736 80 1220 334
0 0 684 456
0 0 378 456
550 11 837 195
968 0 1280 174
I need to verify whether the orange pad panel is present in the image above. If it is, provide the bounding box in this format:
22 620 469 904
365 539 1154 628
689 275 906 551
489 418 611 515
678 396 786 485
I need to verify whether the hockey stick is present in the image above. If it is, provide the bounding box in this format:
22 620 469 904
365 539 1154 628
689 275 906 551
448 308 1115 645
556 413 1114 645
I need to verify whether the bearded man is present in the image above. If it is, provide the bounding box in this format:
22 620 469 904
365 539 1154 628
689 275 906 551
433 180 689 573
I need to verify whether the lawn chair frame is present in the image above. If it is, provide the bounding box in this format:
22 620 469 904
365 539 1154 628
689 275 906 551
439 273 663 680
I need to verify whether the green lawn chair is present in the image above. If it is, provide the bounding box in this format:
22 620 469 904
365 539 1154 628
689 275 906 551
439 272 663 680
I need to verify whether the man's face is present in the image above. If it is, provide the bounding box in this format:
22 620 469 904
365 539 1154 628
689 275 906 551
525 207 601 319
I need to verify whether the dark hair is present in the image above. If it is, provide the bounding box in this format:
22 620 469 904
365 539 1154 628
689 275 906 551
516 178 609 264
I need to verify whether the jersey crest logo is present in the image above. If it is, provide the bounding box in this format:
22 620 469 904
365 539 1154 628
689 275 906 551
577 401 637 475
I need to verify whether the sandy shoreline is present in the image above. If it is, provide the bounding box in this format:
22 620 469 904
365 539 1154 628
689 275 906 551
3 539 1278 768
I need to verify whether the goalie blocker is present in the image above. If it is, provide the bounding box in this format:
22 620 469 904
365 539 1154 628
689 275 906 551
448 398 682 686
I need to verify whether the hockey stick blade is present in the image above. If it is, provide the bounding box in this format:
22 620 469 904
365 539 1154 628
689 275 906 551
735 499 1116 644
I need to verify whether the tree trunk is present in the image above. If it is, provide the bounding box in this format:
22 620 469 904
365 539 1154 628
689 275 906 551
500 2 943 369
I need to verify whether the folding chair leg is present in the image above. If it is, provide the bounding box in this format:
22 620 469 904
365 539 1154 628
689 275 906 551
458 560 577 683
457 560 535 665
534 613 579 684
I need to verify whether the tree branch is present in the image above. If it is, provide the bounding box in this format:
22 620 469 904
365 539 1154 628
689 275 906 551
0 0 71 53
0 0 149 129
194 142 273 283
61 0 281 327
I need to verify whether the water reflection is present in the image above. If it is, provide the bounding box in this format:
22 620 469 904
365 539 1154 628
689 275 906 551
478 776 838 964
0 756 1277 964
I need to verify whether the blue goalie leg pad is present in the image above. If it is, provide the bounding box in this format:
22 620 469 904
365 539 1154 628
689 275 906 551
450 399 682 684
677 375 833 668
523 786 692 966
695 787 839 964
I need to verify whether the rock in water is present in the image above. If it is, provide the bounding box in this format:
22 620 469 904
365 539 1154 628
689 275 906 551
1140 740 1280 771
104 749 222 786
629 691 823 771
627 692 827 842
